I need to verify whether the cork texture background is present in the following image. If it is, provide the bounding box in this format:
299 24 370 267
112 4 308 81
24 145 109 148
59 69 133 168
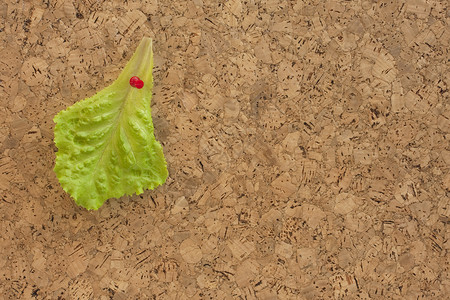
1 0 449 299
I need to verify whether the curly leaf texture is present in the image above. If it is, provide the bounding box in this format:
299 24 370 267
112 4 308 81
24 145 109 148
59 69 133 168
54 38 168 210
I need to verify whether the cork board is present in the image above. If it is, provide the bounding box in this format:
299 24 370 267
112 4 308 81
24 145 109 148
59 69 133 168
0 0 449 299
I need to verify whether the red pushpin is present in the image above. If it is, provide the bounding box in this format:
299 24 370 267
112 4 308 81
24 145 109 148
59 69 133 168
129 76 144 89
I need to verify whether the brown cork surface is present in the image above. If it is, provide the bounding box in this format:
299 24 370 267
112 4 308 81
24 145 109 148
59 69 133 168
0 0 449 299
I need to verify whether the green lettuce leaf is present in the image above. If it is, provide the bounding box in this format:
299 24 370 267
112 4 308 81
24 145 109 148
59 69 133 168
54 37 168 210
